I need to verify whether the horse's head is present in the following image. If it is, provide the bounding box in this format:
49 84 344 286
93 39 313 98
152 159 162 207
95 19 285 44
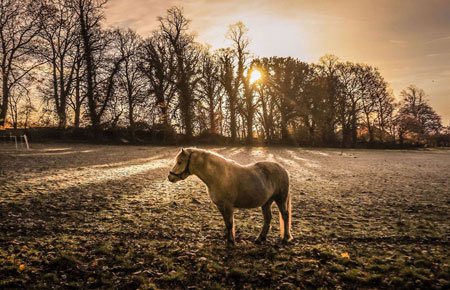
168 148 192 183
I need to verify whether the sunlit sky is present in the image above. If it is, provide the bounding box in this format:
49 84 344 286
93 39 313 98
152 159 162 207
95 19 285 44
106 0 450 124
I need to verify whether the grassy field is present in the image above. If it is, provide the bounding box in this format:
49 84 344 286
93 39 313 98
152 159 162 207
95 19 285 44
0 143 449 289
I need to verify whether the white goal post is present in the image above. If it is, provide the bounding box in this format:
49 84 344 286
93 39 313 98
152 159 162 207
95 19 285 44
0 132 30 150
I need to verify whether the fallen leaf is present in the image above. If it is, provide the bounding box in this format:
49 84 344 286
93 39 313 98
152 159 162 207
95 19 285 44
340 252 350 259
18 264 26 272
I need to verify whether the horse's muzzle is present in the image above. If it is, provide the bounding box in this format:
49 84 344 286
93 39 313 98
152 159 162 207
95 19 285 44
168 174 177 183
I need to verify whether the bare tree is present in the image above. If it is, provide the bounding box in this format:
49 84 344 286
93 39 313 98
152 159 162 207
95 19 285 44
269 57 310 143
10 90 35 129
223 21 250 142
140 31 176 128
316 55 341 145
71 0 123 132
39 0 79 128
67 44 86 128
217 48 236 138
300 70 330 146
159 6 201 140
241 62 260 144
357 66 389 144
0 0 43 126
115 28 146 142
254 62 276 143
396 85 442 145
8 88 22 129
1 4 443 148
197 48 222 134
374 90 396 142
334 62 365 147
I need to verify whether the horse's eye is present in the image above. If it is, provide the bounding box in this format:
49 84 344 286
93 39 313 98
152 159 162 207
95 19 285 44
177 161 181 165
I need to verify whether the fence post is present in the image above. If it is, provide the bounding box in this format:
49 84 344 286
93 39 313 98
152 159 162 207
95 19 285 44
23 134 30 150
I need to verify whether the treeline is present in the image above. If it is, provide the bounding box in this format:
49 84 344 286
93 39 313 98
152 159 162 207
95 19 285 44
1 0 448 147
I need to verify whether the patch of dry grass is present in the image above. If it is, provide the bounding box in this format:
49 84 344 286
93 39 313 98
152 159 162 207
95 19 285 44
1 144 449 289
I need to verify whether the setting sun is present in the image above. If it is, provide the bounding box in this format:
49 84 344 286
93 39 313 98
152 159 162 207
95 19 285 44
249 69 262 84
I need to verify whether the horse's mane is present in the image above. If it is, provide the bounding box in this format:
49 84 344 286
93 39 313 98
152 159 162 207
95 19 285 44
187 147 241 166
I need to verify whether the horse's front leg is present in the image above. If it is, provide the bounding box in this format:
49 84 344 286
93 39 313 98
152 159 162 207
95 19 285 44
255 200 273 244
218 205 235 246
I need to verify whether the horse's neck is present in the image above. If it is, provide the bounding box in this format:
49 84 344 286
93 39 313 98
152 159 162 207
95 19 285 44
191 151 225 187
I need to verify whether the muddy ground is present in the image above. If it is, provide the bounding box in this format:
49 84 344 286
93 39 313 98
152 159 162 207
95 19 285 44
0 143 449 289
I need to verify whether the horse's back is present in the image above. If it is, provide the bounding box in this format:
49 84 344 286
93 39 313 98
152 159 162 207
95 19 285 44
253 161 289 194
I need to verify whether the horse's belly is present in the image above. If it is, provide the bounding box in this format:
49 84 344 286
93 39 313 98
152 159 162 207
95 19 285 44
233 191 270 208
234 200 264 209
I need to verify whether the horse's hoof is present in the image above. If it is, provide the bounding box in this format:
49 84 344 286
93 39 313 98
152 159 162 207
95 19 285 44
226 240 236 248
280 236 293 245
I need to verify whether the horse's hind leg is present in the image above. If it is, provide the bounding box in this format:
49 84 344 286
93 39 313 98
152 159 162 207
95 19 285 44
275 194 293 242
255 199 273 244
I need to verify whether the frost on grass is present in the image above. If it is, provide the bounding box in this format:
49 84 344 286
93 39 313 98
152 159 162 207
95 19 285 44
0 144 449 289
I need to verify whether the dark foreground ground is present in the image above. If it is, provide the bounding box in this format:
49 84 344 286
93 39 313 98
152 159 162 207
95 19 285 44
0 143 449 289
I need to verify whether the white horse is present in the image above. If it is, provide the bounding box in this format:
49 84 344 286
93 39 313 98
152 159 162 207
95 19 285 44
168 148 293 245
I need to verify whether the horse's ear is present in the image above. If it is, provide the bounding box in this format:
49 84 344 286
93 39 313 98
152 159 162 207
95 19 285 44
181 148 186 155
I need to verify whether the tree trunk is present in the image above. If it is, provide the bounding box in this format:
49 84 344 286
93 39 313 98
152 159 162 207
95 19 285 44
79 3 100 134
368 125 374 144
184 108 193 140
74 106 81 128
341 124 350 148
58 110 67 129
180 85 193 140
74 72 82 128
260 95 271 143
244 84 254 145
58 58 67 129
229 99 237 142
209 98 216 134
0 76 9 127
309 120 316 146
246 114 253 144
280 113 289 144
128 102 136 143
350 105 358 148
73 54 82 128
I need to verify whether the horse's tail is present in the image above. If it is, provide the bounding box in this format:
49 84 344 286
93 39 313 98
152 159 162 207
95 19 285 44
288 193 292 236
279 192 292 238
279 210 283 238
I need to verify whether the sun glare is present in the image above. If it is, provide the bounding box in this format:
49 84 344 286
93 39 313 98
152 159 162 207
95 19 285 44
249 69 262 84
